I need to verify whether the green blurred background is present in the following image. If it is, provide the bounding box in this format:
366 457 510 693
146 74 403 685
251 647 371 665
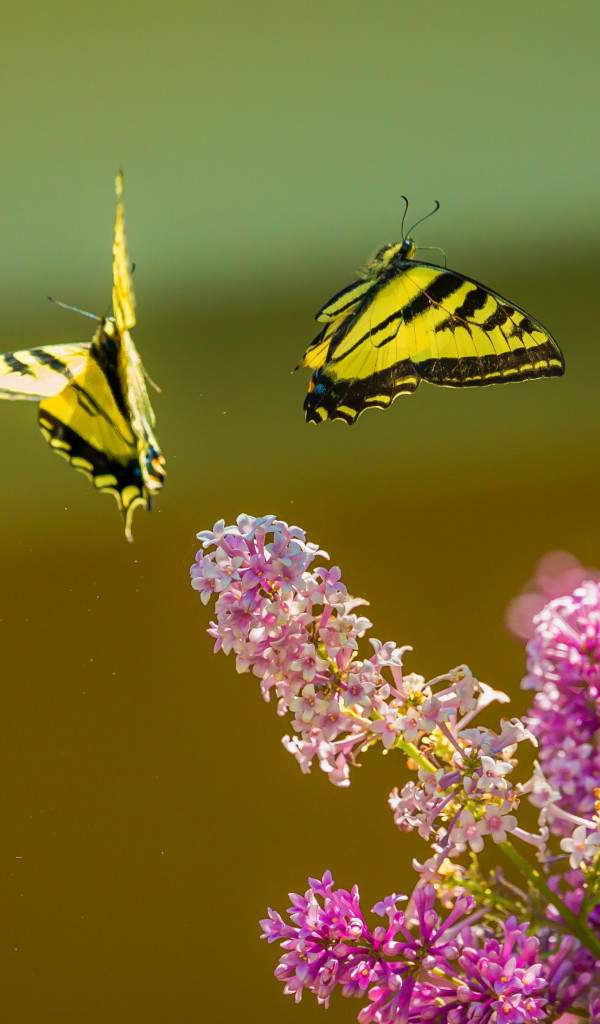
0 1 599 1020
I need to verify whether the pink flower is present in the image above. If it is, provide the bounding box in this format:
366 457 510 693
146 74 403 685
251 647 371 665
192 516 522 797
480 803 518 844
560 824 600 869
452 808 487 852
506 550 600 642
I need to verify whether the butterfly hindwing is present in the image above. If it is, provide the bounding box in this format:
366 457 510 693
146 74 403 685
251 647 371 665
118 328 162 494
301 271 420 423
37 325 149 541
300 240 564 424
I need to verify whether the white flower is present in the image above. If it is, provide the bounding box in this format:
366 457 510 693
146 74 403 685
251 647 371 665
561 824 600 869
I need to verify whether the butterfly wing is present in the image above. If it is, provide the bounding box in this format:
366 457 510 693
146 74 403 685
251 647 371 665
38 332 149 542
112 170 165 500
314 279 377 323
301 274 419 424
301 262 564 424
401 264 564 387
119 329 165 496
112 169 136 335
0 343 90 400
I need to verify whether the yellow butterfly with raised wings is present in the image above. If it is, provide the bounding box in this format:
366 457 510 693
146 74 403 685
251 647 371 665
298 201 565 424
0 171 165 540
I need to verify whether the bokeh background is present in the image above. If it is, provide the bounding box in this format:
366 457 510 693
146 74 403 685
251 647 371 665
1 2 599 1020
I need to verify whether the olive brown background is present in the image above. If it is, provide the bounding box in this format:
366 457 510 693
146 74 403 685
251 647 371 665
1 2 599 1021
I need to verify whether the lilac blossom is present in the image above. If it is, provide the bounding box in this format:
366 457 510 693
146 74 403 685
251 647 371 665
522 581 600 823
560 825 600 870
191 516 505 789
387 716 531 857
506 551 600 643
191 528 600 1020
261 873 550 1023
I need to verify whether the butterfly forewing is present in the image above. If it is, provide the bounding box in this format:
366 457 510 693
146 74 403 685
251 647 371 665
0 343 90 400
404 265 564 386
314 279 376 324
112 169 136 336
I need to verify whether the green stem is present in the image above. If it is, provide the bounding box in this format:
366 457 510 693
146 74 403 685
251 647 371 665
500 841 600 961
395 739 435 772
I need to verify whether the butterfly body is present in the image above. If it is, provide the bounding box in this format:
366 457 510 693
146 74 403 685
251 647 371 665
0 172 165 540
299 230 565 424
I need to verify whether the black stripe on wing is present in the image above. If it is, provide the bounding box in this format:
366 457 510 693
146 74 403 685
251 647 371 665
91 327 130 419
29 348 78 380
3 353 35 376
413 262 563 348
315 279 375 323
418 343 565 387
400 272 461 325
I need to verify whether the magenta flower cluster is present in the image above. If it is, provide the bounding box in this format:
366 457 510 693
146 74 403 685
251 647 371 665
261 871 550 1022
191 525 600 1023
523 580 600 824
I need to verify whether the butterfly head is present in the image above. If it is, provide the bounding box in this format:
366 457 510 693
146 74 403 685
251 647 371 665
363 238 416 280
95 317 119 352
398 236 416 261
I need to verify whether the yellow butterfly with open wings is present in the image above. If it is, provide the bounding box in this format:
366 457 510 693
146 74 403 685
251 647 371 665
298 201 565 424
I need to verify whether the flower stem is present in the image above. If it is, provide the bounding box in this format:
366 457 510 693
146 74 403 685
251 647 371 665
499 841 600 960
395 739 435 772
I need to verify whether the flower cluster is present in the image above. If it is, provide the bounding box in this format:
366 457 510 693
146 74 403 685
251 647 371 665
261 872 553 1023
191 525 600 1022
506 550 600 643
191 516 515 796
523 580 600 824
388 714 538 861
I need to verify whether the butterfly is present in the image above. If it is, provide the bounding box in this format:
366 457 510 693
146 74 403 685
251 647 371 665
0 171 165 540
297 201 565 424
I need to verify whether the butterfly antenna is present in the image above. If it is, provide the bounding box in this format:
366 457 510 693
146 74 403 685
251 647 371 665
406 200 440 239
400 195 409 239
47 296 102 322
